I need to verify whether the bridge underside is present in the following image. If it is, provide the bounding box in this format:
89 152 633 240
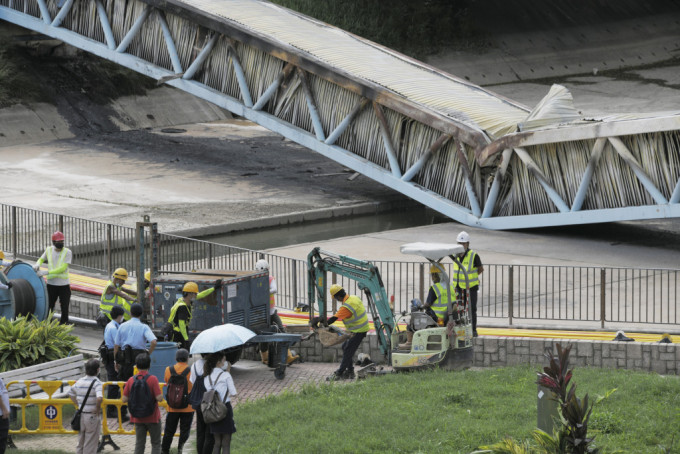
2 0 679 229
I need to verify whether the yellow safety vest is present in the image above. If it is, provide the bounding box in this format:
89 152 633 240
100 280 132 321
169 299 191 333
341 296 369 333
45 246 69 280
430 282 451 321
453 250 480 288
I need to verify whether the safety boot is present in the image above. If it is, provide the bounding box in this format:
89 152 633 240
286 349 300 365
398 331 413 350
260 350 269 364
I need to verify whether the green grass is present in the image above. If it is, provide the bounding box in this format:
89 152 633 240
231 365 680 453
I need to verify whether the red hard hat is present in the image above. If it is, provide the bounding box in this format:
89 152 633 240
51 231 65 242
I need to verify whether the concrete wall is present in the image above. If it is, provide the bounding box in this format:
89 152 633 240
245 333 680 376
67 299 678 375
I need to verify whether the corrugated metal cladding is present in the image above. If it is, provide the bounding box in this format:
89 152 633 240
183 0 529 139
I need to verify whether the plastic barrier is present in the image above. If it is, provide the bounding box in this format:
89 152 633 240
6 380 177 439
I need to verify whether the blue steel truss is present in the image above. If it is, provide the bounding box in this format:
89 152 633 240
2 0 680 230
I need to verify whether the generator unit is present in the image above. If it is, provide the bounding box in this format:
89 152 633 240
150 270 271 338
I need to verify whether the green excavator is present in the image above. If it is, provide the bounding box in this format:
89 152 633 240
307 243 473 372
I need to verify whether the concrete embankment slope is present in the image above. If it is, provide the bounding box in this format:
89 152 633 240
425 0 680 87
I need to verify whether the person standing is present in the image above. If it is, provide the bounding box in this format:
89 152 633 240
100 268 136 324
168 280 221 350
0 376 10 454
161 349 194 454
189 354 214 454
399 265 452 350
103 306 127 421
255 259 299 365
114 303 157 382
122 353 163 454
453 231 484 337
33 231 72 324
313 284 370 381
68 359 104 454
203 352 237 454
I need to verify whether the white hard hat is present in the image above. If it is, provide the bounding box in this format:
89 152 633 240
457 231 470 243
255 259 269 271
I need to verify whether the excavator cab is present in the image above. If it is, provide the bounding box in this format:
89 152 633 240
391 242 474 371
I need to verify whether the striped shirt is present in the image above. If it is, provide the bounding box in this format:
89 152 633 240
68 376 103 413
0 377 9 417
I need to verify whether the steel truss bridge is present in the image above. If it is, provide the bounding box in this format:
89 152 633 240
2 0 680 229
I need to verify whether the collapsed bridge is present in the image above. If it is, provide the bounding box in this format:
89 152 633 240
1 0 679 229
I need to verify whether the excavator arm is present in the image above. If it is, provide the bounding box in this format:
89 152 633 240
307 247 395 358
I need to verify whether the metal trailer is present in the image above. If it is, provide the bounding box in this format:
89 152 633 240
149 269 301 379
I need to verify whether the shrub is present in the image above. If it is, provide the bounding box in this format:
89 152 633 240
0 314 79 372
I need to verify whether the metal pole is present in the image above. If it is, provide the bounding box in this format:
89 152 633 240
508 266 514 326
11 206 17 257
600 268 606 328
106 224 112 277
292 261 298 308
419 263 425 304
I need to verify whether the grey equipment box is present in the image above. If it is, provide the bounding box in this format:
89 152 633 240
149 270 271 337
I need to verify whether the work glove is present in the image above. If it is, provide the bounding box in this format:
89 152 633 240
32 264 40 271
311 316 320 329
6 282 12 289
214 278 223 290
38 270 48 277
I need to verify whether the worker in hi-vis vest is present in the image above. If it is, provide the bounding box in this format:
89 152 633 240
255 259 299 366
33 231 72 324
168 280 222 350
99 268 137 325
312 284 370 381
452 231 484 337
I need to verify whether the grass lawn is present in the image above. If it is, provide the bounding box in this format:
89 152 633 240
231 365 680 453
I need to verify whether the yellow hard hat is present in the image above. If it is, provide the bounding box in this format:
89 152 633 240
329 284 344 297
113 268 128 281
144 271 151 282
183 282 199 293
0 251 4 260
430 265 440 274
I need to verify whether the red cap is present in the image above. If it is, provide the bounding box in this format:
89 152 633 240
51 231 65 242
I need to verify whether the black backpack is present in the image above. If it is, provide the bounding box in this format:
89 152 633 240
166 366 190 409
128 374 156 418
188 371 206 410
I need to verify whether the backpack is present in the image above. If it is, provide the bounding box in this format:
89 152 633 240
128 374 156 418
188 370 206 410
166 366 190 409
200 372 228 424
159 322 174 340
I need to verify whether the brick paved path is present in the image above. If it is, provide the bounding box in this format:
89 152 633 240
11 360 338 452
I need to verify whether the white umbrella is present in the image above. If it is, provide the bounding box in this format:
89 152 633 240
189 323 257 354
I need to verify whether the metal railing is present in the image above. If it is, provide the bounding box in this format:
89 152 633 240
2 203 678 328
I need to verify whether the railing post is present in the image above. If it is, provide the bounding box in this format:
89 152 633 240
58 215 63 233
207 243 213 269
508 265 514 326
331 272 337 313
419 263 425 303
292 260 298 309
600 268 606 328
11 206 17 257
106 224 112 276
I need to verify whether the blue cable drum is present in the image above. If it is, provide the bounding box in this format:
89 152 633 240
0 272 15 320
4 261 49 321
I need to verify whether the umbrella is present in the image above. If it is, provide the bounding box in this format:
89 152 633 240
189 324 257 354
